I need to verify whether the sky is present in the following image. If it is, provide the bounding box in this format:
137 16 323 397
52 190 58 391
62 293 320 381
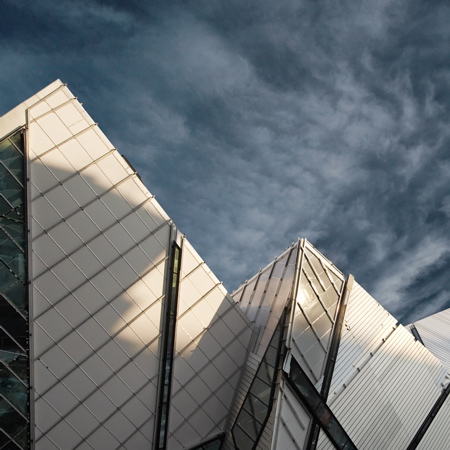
1 0 450 324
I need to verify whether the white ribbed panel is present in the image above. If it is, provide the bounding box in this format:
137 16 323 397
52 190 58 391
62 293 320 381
271 381 311 450
168 240 252 449
28 84 168 449
412 307 450 370
416 392 450 450
316 431 334 449
232 244 298 358
327 281 397 403
317 325 446 450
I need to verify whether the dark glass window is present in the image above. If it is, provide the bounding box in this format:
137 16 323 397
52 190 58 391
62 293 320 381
232 311 286 450
410 324 425 346
155 242 182 450
287 358 356 450
188 434 224 450
0 129 29 449
406 382 450 450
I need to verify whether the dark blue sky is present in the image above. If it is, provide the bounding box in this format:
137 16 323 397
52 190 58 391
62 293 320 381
2 0 450 323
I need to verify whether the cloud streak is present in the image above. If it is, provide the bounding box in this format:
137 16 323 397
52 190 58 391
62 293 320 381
2 0 450 323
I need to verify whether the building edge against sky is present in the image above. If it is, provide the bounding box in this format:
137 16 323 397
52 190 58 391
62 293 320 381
0 80 449 450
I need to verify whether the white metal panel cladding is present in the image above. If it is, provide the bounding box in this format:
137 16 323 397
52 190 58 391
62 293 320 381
168 239 252 449
289 242 344 385
412 307 450 370
0 80 65 137
271 382 311 450
6 80 450 450
232 243 298 358
28 85 172 449
416 393 450 449
317 324 446 450
327 281 397 403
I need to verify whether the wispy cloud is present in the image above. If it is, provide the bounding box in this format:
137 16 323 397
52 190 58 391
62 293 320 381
2 0 450 323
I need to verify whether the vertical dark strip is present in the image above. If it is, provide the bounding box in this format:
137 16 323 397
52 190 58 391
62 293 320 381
154 242 182 450
231 309 288 450
306 275 354 450
410 324 425 346
0 128 30 450
406 383 450 450
24 118 34 450
286 358 357 450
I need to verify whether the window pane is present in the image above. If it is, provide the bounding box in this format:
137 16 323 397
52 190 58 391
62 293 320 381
236 409 259 440
3 282 27 314
9 132 24 155
232 425 254 450
0 297 27 348
251 377 272 406
0 140 24 179
0 365 27 415
0 164 24 206
0 396 28 441
0 130 28 450
0 229 25 278
0 261 18 292
1 221 25 249
245 394 268 424
257 359 275 385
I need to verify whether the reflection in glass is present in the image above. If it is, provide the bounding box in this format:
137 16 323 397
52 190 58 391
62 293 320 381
305 249 324 276
236 409 259 440
245 394 269 424
258 360 275 384
250 378 272 406
188 435 224 450
0 139 24 179
155 243 182 450
320 287 339 311
232 311 286 449
0 129 29 449
3 282 27 315
232 426 254 449
0 362 27 415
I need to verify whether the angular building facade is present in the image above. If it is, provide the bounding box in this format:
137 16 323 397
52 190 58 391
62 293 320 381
0 81 449 450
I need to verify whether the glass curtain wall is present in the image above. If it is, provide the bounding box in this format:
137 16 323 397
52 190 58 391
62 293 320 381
232 310 287 449
0 129 29 449
155 243 182 449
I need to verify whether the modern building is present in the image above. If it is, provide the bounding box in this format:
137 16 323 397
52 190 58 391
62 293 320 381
0 80 449 450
